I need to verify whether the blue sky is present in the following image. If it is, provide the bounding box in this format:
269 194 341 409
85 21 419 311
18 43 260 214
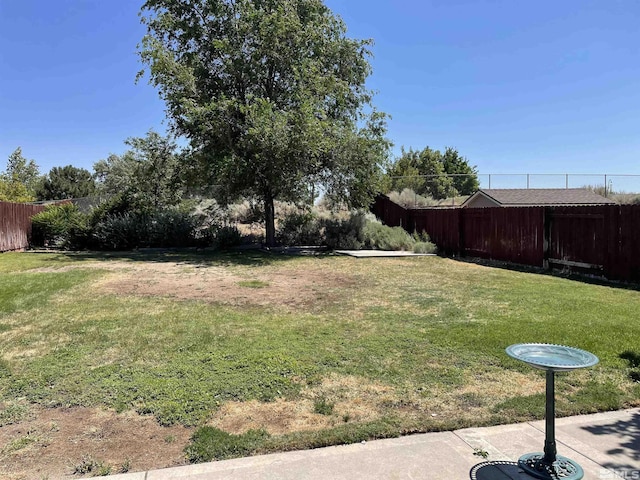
1 0 639 190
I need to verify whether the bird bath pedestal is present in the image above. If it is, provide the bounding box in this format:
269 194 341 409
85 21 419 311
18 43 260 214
506 343 599 480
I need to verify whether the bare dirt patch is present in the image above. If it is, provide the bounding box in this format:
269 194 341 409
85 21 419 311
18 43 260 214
94 261 359 311
0 406 192 479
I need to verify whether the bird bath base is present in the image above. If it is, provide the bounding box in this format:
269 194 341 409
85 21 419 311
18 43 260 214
518 452 584 480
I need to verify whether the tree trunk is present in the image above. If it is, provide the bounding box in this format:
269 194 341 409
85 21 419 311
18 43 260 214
264 195 276 247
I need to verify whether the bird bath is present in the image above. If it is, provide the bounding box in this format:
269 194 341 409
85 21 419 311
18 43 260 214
506 343 599 480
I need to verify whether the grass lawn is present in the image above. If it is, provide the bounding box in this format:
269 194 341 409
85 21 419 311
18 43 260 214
1 250 639 473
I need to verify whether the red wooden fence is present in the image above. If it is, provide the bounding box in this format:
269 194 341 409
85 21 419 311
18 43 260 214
372 195 408 229
372 195 640 283
0 202 46 252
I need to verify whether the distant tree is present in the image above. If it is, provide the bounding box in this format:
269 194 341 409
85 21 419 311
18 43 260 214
384 149 425 194
94 130 182 210
4 148 40 192
93 153 138 196
138 0 390 245
385 146 478 199
36 165 96 200
0 178 34 202
441 147 479 195
417 147 454 199
386 147 452 199
0 148 40 202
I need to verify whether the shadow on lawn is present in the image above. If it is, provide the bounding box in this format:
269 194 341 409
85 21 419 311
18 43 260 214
454 256 640 292
28 247 321 268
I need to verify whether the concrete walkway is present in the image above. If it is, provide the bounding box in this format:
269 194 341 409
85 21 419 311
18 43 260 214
335 250 436 257
108 408 640 480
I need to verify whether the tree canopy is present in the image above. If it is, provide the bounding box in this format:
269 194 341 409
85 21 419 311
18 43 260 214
94 130 182 210
138 0 390 245
386 147 479 199
0 148 40 202
36 165 96 201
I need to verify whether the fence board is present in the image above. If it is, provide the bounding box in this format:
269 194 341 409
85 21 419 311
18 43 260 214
548 206 607 269
411 209 460 254
372 195 408 229
462 208 492 259
0 202 46 252
608 205 640 282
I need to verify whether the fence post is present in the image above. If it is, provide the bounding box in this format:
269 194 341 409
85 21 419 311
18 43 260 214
458 208 465 257
543 207 551 270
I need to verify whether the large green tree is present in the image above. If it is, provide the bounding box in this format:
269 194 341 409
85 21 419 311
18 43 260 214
138 0 390 245
36 165 96 200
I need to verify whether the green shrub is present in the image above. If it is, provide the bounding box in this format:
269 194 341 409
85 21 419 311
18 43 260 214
185 427 269 463
322 212 367 249
31 203 88 249
213 225 242 250
363 222 415 251
87 193 141 227
412 231 437 253
92 213 145 250
92 210 198 250
413 241 437 254
388 189 438 208
148 210 198 247
276 210 322 246
228 200 264 224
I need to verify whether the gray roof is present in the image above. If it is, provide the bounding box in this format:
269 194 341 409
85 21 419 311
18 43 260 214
464 188 617 206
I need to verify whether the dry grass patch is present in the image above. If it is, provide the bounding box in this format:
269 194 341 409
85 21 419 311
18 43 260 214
209 399 333 435
210 374 410 436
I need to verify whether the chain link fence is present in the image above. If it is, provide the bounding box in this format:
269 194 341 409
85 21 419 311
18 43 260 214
386 174 640 208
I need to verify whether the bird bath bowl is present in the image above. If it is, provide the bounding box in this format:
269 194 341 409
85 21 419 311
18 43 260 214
506 343 599 480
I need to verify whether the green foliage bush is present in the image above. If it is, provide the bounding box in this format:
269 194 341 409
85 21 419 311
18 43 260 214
31 203 87 249
228 200 264 224
212 225 242 250
86 194 141 227
413 241 437 254
276 210 322 246
272 207 439 252
92 213 146 250
31 194 246 252
388 189 438 208
412 231 437 254
31 196 439 253
362 222 415 251
92 210 198 250
322 212 367 249
185 427 269 463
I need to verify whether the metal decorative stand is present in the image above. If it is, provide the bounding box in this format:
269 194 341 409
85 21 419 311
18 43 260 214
506 343 599 480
